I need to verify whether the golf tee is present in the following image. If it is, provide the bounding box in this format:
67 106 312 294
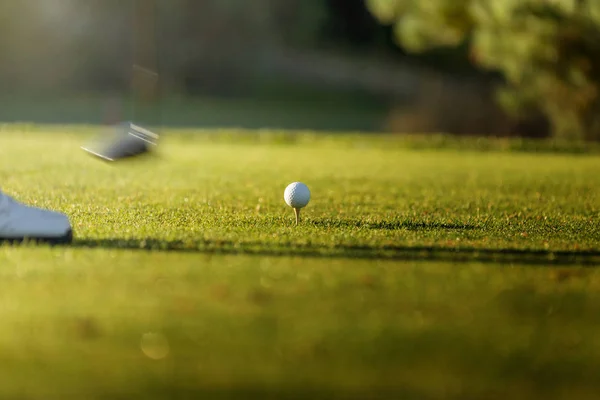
294 208 300 225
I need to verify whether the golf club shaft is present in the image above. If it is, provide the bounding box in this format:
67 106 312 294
131 0 161 131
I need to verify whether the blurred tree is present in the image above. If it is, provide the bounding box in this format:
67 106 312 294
0 1 76 91
267 0 328 48
0 0 131 92
367 0 600 140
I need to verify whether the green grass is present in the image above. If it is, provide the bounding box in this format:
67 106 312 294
0 126 599 399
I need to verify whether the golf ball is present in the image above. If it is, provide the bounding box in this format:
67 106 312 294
284 182 311 208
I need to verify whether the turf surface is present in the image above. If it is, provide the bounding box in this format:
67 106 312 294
0 126 599 399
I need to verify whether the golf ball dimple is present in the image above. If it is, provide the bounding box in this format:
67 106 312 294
284 182 311 208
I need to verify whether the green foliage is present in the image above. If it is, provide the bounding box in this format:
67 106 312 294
0 0 328 94
267 0 329 47
367 0 600 141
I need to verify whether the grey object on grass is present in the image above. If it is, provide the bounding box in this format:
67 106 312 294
81 122 159 162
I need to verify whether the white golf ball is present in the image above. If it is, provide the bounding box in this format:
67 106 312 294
284 182 311 209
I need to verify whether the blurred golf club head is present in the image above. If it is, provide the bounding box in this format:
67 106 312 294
81 121 159 162
81 0 162 163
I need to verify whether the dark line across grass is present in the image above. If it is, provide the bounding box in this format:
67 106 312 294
311 218 479 231
57 238 600 266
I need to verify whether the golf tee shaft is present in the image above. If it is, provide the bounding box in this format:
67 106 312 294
294 208 300 225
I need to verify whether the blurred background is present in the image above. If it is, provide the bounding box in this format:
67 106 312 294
0 0 599 141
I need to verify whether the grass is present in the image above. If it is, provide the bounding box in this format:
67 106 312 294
0 125 599 399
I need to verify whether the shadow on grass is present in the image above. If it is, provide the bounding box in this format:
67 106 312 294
310 218 479 231
148 387 429 400
68 238 600 266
